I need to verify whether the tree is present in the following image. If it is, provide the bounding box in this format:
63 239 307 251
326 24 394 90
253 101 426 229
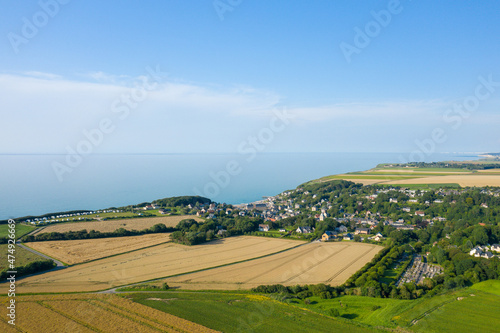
434 248 447 265
472 226 488 245
454 258 475 276
362 280 382 298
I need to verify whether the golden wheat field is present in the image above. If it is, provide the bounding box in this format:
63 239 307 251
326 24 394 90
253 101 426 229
17 236 303 293
36 215 203 235
384 174 500 186
161 242 382 290
0 294 217 333
24 233 172 265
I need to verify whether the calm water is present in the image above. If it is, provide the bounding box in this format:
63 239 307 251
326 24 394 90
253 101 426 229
0 152 477 220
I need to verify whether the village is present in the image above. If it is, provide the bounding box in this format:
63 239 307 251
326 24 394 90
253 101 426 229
18 183 500 288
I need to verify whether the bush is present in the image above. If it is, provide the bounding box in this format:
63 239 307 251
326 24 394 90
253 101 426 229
329 308 340 317
372 305 381 311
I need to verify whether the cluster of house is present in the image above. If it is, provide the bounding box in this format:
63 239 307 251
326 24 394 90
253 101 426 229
141 204 160 210
25 210 121 225
321 229 384 242
194 203 221 219
255 221 384 242
321 227 383 242
217 186 482 231
469 244 500 259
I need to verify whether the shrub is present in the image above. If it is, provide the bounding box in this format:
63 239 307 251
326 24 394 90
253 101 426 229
329 308 340 317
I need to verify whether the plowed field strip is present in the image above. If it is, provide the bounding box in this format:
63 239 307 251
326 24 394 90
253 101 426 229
40 301 102 333
88 300 171 332
92 300 181 333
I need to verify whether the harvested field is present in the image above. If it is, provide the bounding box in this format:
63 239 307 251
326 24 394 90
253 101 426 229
0 293 217 333
316 166 500 187
36 215 202 234
384 175 500 187
17 236 303 293
24 233 172 265
161 242 382 290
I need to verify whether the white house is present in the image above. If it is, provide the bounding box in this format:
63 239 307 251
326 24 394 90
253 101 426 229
343 233 353 241
258 224 270 232
469 247 482 256
296 226 312 234
482 252 494 259
491 244 500 252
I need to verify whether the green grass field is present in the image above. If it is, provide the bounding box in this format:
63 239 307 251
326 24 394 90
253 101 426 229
272 281 500 331
126 292 382 332
0 244 47 271
128 286 500 332
409 282 500 333
0 223 36 239
148 280 499 332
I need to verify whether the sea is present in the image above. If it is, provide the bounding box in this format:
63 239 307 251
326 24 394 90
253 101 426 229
0 152 479 220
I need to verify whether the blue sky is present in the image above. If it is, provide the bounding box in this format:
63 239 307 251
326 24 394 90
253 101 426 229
1 0 499 155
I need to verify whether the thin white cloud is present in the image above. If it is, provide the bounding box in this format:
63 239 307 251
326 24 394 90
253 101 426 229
23 71 62 80
287 99 449 123
79 71 132 85
1 72 498 154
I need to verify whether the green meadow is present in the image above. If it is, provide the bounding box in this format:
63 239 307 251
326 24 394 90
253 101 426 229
128 281 500 332
409 280 500 333
0 244 46 271
126 292 381 332
0 223 36 239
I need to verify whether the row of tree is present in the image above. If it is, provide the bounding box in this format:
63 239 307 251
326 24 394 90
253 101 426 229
0 260 56 279
24 223 174 242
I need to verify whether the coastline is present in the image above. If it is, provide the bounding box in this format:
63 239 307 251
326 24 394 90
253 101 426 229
4 154 500 221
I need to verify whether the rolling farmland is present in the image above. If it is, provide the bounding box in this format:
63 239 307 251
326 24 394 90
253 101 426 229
24 233 172 265
35 215 202 235
313 166 500 187
16 236 304 293
383 174 500 187
159 242 382 290
0 294 217 332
